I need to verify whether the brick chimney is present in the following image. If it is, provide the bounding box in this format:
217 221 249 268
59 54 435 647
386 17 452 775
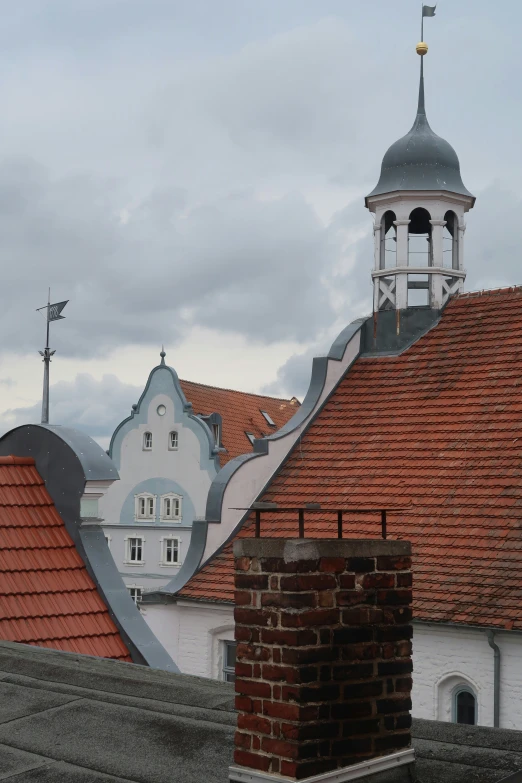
229 539 414 783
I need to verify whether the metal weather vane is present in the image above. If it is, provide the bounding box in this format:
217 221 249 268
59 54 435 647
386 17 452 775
36 289 68 425
421 4 436 42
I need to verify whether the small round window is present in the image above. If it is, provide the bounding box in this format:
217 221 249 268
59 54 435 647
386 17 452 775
157 404 166 416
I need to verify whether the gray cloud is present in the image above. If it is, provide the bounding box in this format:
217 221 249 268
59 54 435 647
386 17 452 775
0 1 521 421
0 374 140 448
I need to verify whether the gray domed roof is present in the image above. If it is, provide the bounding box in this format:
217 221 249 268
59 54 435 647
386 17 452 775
366 65 474 204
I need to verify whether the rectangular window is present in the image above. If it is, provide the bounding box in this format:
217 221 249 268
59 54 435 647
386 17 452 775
128 586 143 605
143 432 152 450
223 641 236 683
105 535 111 550
136 495 155 520
169 431 178 449
162 538 179 564
260 410 275 426
162 496 181 520
80 497 99 518
245 432 255 445
127 537 143 563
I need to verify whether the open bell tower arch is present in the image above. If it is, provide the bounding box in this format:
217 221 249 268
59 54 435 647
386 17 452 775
366 40 475 312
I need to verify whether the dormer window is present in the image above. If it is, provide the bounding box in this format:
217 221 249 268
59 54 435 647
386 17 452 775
135 493 156 520
168 431 178 450
212 423 220 446
161 493 182 521
143 432 152 450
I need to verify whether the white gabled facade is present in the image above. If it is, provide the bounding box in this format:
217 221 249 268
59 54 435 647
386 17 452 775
99 352 221 595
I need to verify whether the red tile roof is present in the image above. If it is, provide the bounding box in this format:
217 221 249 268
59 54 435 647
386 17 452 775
179 288 522 631
0 456 132 660
179 380 299 466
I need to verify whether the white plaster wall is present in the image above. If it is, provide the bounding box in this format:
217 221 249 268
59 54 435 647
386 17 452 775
144 604 522 728
412 623 522 729
100 391 214 526
145 600 235 680
102 524 188 590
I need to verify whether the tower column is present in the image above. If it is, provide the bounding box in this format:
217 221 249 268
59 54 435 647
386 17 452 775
394 219 410 309
458 221 466 271
429 219 446 267
428 219 446 308
373 220 381 271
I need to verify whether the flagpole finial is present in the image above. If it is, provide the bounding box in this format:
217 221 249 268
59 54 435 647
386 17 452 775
416 42 428 56
160 346 166 365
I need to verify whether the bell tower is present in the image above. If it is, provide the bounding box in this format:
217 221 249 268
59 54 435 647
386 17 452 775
365 37 475 312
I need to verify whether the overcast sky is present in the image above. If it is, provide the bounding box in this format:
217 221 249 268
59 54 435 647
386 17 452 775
0 0 520 447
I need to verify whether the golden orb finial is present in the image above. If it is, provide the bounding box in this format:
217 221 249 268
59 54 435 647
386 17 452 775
416 41 428 56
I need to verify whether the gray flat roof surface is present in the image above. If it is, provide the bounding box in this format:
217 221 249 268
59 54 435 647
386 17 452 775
0 641 520 783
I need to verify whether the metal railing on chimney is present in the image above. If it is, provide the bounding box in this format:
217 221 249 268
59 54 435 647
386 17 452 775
231 502 410 540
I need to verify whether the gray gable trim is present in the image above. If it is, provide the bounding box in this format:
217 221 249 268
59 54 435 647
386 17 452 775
160 307 451 601
143 318 367 603
0 424 178 673
108 363 221 472
141 519 209 602
204 316 368 526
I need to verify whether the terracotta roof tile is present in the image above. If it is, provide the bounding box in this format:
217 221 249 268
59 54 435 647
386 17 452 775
179 379 299 465
179 289 522 631
0 459 132 661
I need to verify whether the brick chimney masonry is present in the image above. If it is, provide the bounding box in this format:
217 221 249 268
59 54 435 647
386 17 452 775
229 539 415 783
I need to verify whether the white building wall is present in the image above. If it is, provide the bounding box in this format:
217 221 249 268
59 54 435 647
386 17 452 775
145 601 235 680
413 623 522 730
144 604 522 729
104 525 190 591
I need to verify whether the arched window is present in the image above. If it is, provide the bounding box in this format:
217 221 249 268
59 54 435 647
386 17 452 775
408 207 432 266
443 210 459 270
161 493 182 521
407 207 432 306
168 431 178 450
454 687 477 725
143 432 152 450
134 493 156 520
380 210 397 269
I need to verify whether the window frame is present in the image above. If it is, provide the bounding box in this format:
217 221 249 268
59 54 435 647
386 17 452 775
452 685 477 725
160 536 181 566
245 431 256 445
260 410 276 427
160 492 182 521
143 431 153 451
128 585 143 606
134 493 156 521
222 641 236 683
104 534 112 550
80 497 100 518
168 430 179 451
212 423 220 446
125 535 145 565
